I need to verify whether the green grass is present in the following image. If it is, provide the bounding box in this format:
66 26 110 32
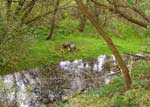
1 18 150 75
16 30 149 73
51 61 150 107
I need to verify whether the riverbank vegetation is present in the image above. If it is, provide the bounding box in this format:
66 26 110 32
51 60 150 107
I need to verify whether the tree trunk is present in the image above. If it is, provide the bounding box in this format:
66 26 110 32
78 0 90 32
79 15 87 32
94 4 99 21
47 0 60 40
75 0 132 90
6 0 12 23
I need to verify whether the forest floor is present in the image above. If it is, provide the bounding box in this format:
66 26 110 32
1 19 150 75
16 30 149 74
0 23 150 75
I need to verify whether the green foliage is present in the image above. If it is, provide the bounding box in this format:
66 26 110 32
124 91 138 107
109 91 138 107
0 19 34 74
110 93 125 107
143 28 150 38
56 18 79 37
107 18 144 38
145 10 150 16
128 0 133 4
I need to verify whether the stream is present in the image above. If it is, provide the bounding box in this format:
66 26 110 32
0 53 149 107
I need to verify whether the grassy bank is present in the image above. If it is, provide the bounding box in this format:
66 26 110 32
1 19 150 75
17 31 149 73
